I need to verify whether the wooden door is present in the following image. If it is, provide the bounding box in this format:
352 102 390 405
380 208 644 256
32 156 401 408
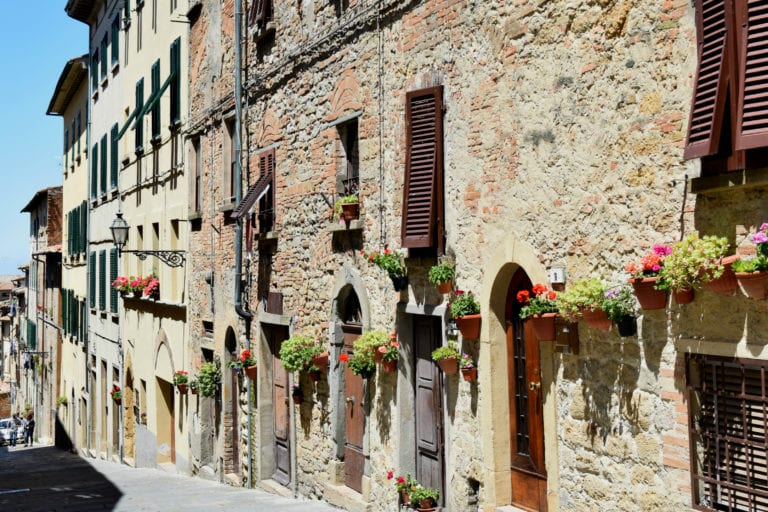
413 316 445 498
507 269 547 511
342 326 365 492
230 365 239 473
270 326 291 485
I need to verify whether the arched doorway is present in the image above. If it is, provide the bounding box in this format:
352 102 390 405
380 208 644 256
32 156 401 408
506 268 547 511
224 327 240 477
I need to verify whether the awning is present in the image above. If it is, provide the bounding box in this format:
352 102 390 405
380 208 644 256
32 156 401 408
231 174 272 219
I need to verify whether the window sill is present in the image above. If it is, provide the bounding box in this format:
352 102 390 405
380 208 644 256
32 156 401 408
188 211 203 221
328 219 363 232
690 167 768 194
219 202 235 213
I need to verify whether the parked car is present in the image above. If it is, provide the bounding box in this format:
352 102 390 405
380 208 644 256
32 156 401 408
0 418 23 446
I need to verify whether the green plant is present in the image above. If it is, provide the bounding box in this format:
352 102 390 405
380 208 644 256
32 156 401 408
428 262 455 285
57 396 68 406
409 485 440 505
381 338 400 362
459 352 475 369
341 330 389 377
199 360 221 398
431 340 459 362
173 370 188 385
733 223 768 272
228 349 257 370
358 330 389 352
449 290 480 318
109 385 122 401
389 472 417 494
602 285 636 322
333 194 359 220
189 379 199 392
555 277 608 321
625 245 672 278
360 248 405 277
658 233 730 291
279 334 323 372
517 284 558 320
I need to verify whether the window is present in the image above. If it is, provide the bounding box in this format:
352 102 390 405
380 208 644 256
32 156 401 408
100 33 108 80
90 50 99 91
685 0 768 172
151 60 160 140
191 137 202 213
687 353 768 511
109 249 118 313
135 78 144 153
337 118 359 196
223 119 236 204
71 117 76 164
91 142 98 198
77 112 82 154
111 124 119 188
258 148 275 233
89 252 96 308
99 250 106 310
170 37 181 126
111 15 120 66
402 86 444 254
100 133 108 195
64 129 69 169
248 0 273 30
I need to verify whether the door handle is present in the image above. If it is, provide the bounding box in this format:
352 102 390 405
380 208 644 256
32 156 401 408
529 381 541 391
345 395 355 406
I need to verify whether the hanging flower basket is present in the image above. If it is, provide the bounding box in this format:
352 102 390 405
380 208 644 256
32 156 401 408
437 357 458 375
528 313 557 342
673 288 694 305
580 308 612 332
390 275 408 292
437 280 452 295
382 360 398 373
616 315 637 337
628 277 668 311
455 314 481 339
244 365 257 381
704 255 740 296
177 383 188 394
461 367 477 382
736 271 768 300
312 352 329 372
341 202 359 222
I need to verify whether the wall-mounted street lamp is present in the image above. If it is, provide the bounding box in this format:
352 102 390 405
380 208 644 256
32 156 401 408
110 212 186 268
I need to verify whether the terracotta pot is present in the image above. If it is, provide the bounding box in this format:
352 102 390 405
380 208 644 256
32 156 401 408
528 313 557 341
382 360 398 373
341 202 359 222
616 315 637 337
436 280 452 294
190 387 198 395
113 397 121 405
628 277 668 311
417 497 437 511
673 288 695 305
580 308 612 332
400 490 410 506
461 367 478 382
437 357 458 375
390 275 408 292
312 352 329 371
177 384 188 394
245 365 257 381
704 254 740 296
455 314 481 339
736 271 768 300
373 348 384 364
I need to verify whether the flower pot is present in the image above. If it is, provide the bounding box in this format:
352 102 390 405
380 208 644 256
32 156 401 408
359 368 376 379
190 387 198 395
528 313 557 341
461 367 478 382
704 254 740 296
132 290 142 299
580 308 612 332
312 352 329 371
455 314 481 339
390 275 408 292
245 365 257 381
382 360 398 373
436 280 452 294
374 348 384 364
177 384 188 394
400 490 411 506
292 394 302 405
113 397 121 405
628 277 668 311
437 357 458 375
309 370 322 382
673 288 695 305
736 271 768 300
341 202 359 222
616 315 637 337
417 497 437 511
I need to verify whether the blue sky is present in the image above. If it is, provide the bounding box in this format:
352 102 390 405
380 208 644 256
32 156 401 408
0 5 86 274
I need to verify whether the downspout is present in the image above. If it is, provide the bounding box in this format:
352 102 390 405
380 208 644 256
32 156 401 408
232 0 254 489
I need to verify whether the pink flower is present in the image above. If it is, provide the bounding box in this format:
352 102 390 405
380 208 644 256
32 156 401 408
753 231 768 244
387 470 393 480
653 244 672 256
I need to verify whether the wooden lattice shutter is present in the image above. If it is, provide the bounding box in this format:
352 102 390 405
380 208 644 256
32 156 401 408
89 252 96 309
684 0 731 160
110 124 118 188
109 249 118 313
100 133 107 195
736 0 768 149
91 143 98 198
99 250 106 311
402 86 444 251
258 148 275 232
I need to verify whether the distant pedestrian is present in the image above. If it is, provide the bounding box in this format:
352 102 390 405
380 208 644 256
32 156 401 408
24 413 34 447
9 414 19 447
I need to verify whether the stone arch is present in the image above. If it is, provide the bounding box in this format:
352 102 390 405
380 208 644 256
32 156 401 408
153 328 175 379
329 70 363 121
478 234 560 510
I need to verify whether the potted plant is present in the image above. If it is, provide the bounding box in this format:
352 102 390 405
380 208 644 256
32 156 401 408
110 385 122 404
143 275 160 299
174 370 189 394
555 276 612 331
334 194 359 223
460 353 477 382
428 262 455 294
517 284 559 341
291 385 303 404
198 360 221 398
625 245 671 310
602 285 638 337
733 223 768 300
361 248 408 291
380 334 400 373
342 346 376 379
57 396 68 407
278 334 324 373
189 379 199 395
409 485 440 511
449 290 481 339
239 349 258 380
389 472 417 506
112 275 145 298
431 340 460 375
659 233 731 304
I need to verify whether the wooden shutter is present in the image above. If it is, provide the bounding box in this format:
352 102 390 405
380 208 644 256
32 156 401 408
135 78 144 152
100 34 107 80
111 15 120 65
170 38 181 125
80 200 87 255
111 124 118 188
109 249 118 313
91 51 98 90
151 60 160 139
100 134 107 194
736 0 768 149
402 86 444 252
99 250 106 310
89 252 96 308
684 0 730 159
91 143 98 198
258 148 275 233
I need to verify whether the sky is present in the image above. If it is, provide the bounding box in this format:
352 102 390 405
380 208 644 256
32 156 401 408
0 5 86 275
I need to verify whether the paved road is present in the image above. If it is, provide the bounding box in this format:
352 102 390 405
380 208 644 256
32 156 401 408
0 444 340 511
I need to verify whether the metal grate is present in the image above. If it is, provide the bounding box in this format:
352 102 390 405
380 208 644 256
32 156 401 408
688 354 768 512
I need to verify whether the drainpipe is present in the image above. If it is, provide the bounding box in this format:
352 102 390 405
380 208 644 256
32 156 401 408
232 0 254 489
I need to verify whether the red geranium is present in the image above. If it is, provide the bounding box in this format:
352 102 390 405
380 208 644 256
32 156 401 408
339 353 349 363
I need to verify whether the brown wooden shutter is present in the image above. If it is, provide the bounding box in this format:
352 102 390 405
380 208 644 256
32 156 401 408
684 0 731 160
402 86 444 251
735 0 768 149
258 148 275 233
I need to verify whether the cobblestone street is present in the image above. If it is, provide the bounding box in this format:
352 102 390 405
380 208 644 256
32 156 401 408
0 445 339 511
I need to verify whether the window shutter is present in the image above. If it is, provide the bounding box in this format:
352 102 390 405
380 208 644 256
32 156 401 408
170 38 181 125
151 60 161 139
100 34 107 80
100 133 107 195
109 249 118 313
89 252 96 308
91 143 98 198
62 288 68 335
111 15 120 65
684 0 730 160
71 118 76 163
65 129 70 169
735 1 768 149
77 112 82 154
402 86 444 252
259 148 276 232
81 200 88 255
135 78 144 152
111 124 119 188
91 51 98 90
99 250 106 311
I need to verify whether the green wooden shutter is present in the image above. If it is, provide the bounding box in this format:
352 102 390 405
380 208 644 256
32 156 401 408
77 112 82 154
170 38 181 125
64 129 69 169
100 133 107 195
135 78 144 152
111 124 119 188
151 60 160 140
99 250 106 310
89 252 96 308
80 201 88 255
62 288 68 335
111 15 120 65
71 118 76 163
110 249 118 313
91 143 98 198
100 34 107 79
91 51 98 90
